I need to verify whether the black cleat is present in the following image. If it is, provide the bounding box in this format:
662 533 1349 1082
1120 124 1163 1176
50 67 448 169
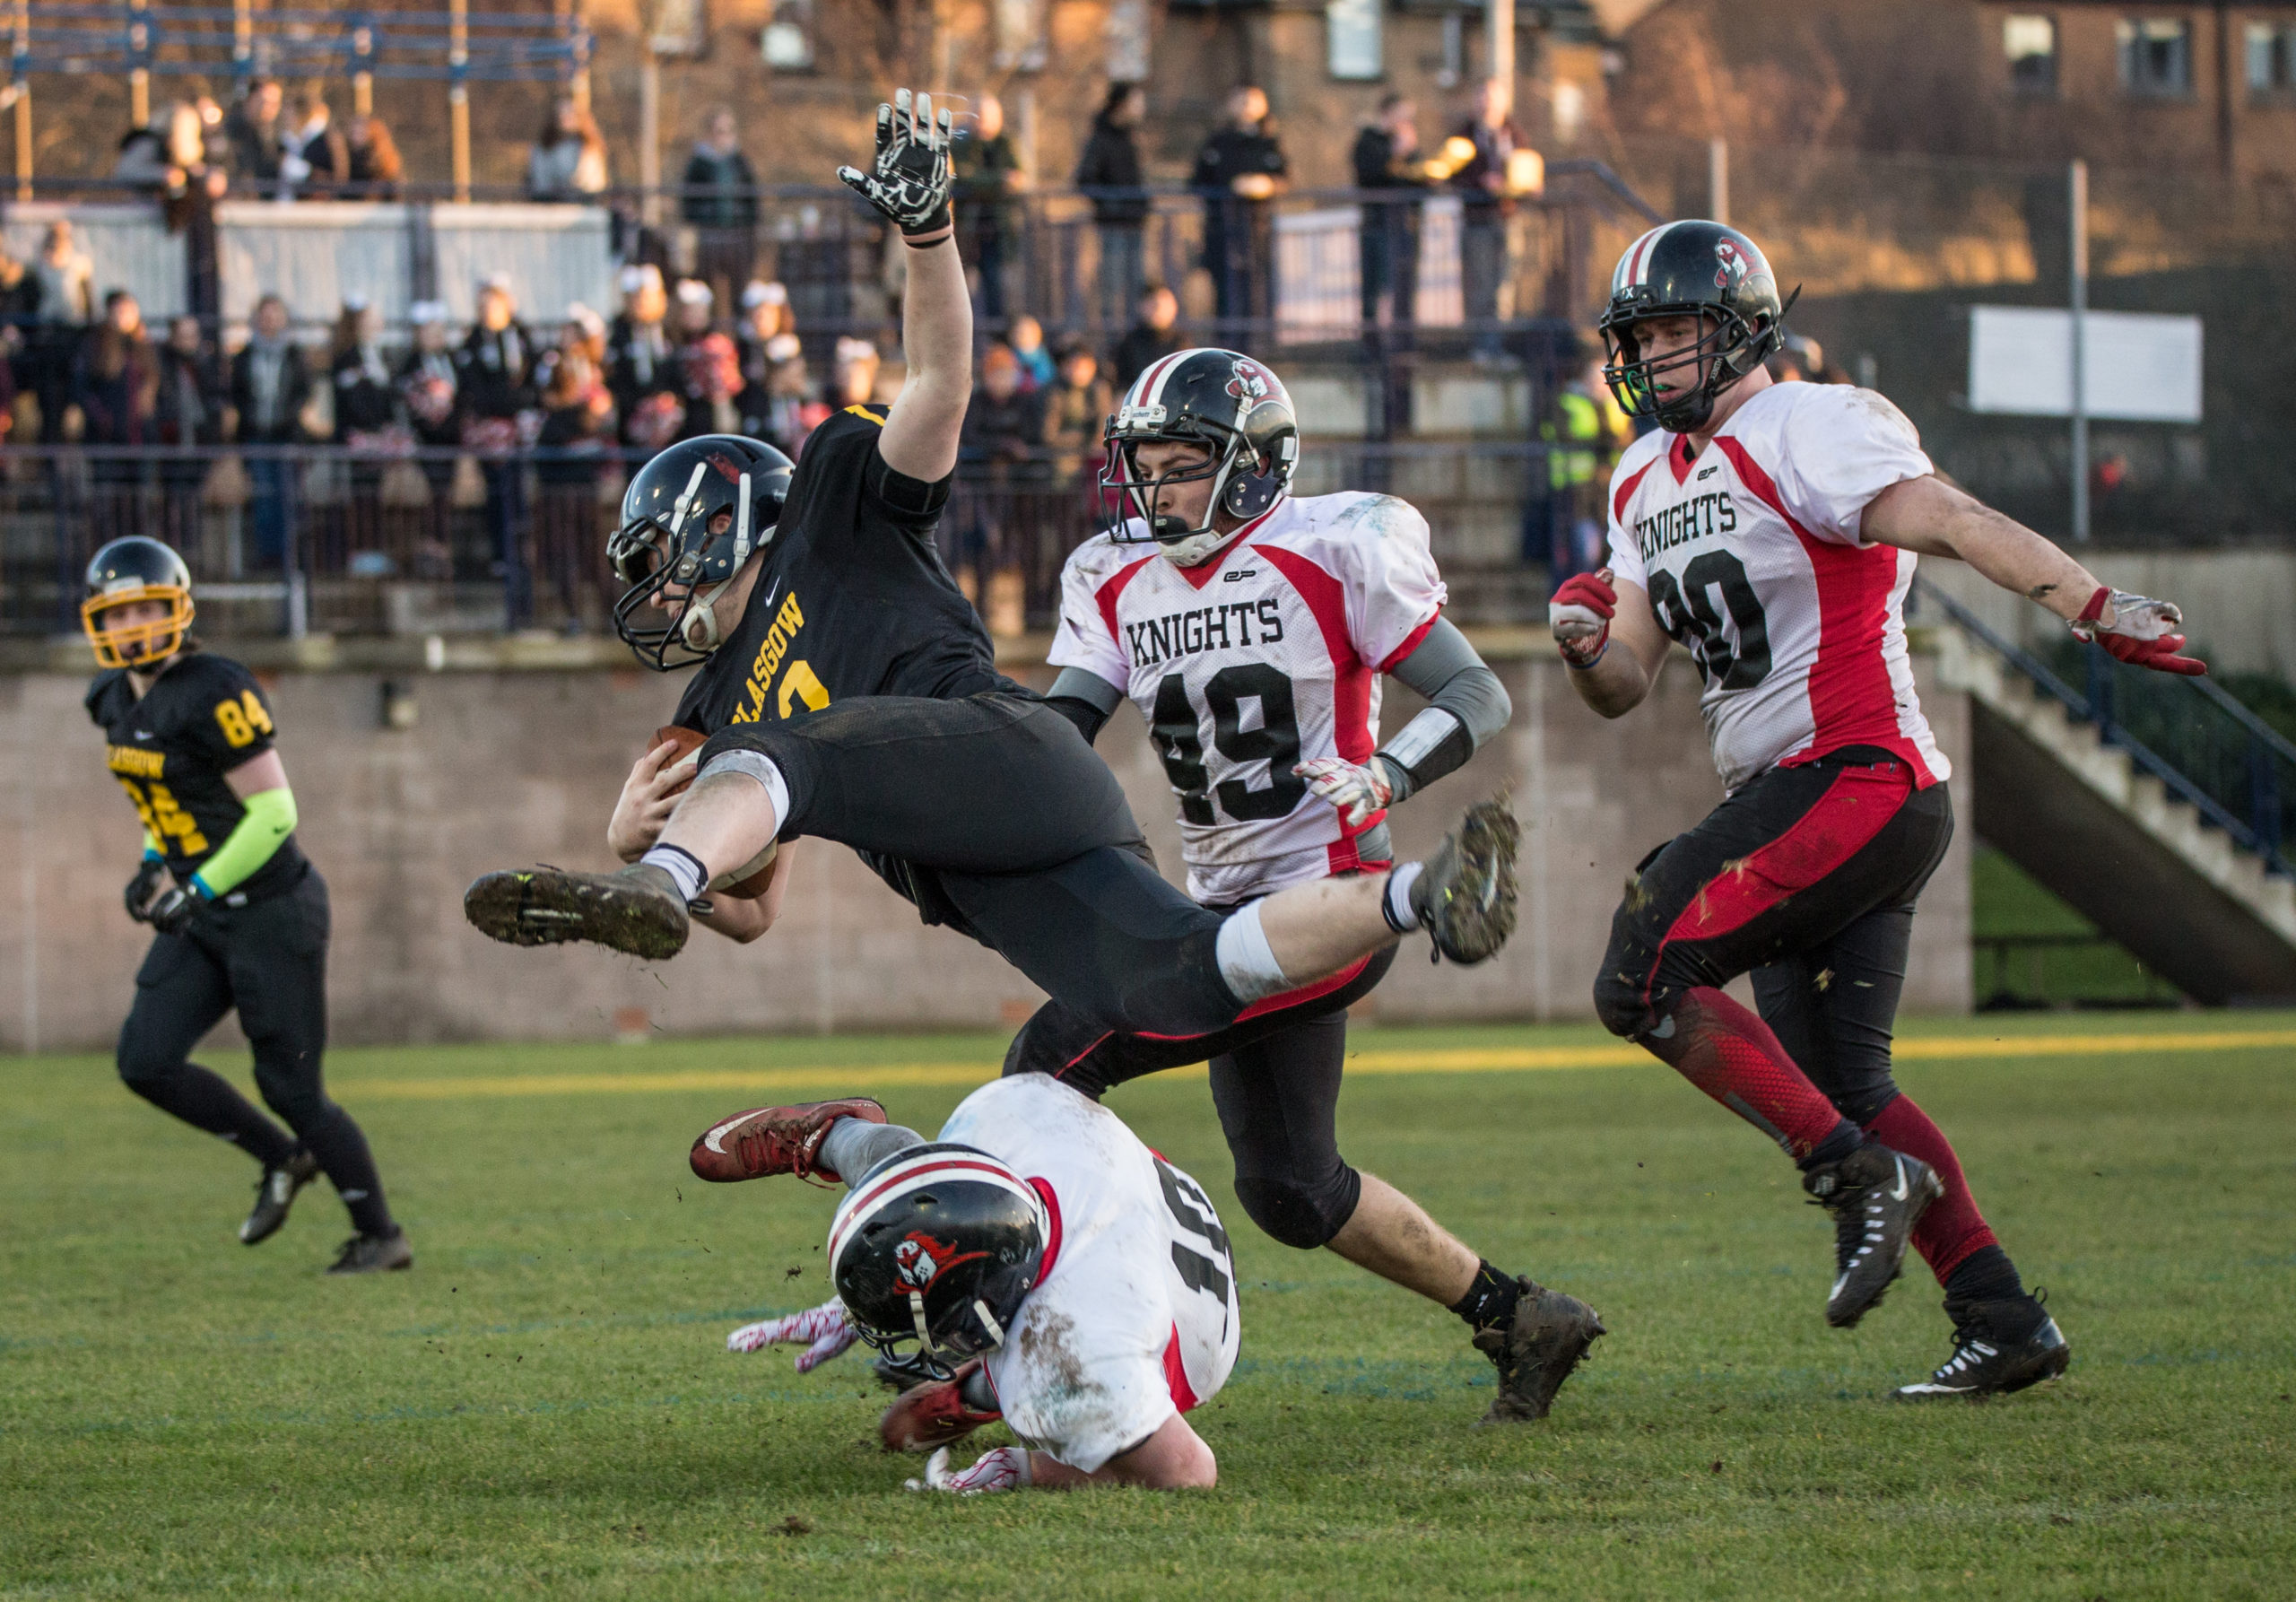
1472 1278 1606 1423
464 863 691 959
326 1228 413 1276
1804 1143 1943 1328
1895 1293 2071 1400
1411 798 1520 964
239 1149 321 1246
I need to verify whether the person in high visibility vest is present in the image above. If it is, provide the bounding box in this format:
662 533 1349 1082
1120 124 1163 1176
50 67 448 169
1539 359 1630 581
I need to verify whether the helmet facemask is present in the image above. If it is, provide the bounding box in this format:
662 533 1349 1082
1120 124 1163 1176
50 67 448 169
83 584 196 670
1102 425 1293 568
609 459 768 671
1600 284 1799 435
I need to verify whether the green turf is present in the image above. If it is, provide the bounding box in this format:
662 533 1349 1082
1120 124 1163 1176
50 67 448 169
4 1018 2292 1600
1970 844 2178 1007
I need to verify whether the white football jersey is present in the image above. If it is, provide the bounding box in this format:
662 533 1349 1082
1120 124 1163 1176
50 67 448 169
937 1074 1240 1474
1049 492 1446 903
1605 382 1950 793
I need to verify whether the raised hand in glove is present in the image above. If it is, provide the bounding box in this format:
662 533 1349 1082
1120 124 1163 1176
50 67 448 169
2071 588 2207 676
125 858 170 923
145 884 207 936
727 1298 858 1372
1549 568 1617 667
1293 754 1397 829
837 88 955 247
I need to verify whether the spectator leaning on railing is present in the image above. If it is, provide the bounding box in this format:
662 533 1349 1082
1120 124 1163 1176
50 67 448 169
1353 93 1429 331
279 91 347 201
1449 82 1524 359
682 109 761 309
223 79 285 191
1190 85 1287 334
343 115 404 200
1074 83 1149 333
396 300 460 506
527 96 609 203
30 221 93 444
230 293 315 570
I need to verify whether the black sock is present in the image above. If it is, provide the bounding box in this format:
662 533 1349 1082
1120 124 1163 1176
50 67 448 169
1448 1259 1523 1334
297 1103 396 1236
1943 1244 2025 1308
126 1063 298 1168
1800 1119 1866 1171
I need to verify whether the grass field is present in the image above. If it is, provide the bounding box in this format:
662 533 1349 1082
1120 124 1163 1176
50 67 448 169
4 1016 2292 1600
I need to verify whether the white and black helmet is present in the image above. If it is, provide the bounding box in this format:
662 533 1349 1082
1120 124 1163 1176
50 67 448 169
1598 221 1797 434
1101 347 1299 566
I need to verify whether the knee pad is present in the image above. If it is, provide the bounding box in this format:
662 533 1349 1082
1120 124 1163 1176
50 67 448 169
1233 1166 1361 1251
1591 969 1652 1040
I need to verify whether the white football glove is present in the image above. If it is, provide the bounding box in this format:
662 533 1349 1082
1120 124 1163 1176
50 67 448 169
1293 754 1396 830
727 1298 857 1372
904 1445 1032 1495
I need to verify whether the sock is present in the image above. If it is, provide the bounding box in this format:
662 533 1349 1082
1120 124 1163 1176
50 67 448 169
297 1103 396 1236
1863 1094 2001 1286
1381 862 1424 934
1448 1259 1523 1334
1213 901 1292 1005
125 1063 299 1168
1942 1243 2025 1308
819 1119 926 1186
1638 987 1859 1162
639 843 709 904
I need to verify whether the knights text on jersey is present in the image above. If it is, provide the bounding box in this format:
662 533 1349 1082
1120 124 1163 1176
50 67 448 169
937 1074 1240 1475
1605 382 1949 793
85 650 308 899
1048 492 1444 903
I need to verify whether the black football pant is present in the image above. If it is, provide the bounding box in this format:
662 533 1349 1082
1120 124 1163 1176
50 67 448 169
1004 940 1399 1249
700 692 1246 1038
117 868 395 1237
1591 748 1954 1129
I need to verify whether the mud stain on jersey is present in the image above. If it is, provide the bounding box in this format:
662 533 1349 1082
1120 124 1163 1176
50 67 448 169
1014 1308 1096 1414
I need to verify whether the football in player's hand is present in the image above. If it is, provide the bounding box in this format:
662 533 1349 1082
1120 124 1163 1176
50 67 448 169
651 726 780 897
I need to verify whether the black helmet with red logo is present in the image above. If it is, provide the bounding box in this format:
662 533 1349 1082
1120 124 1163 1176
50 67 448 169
828 1143 1049 1381
1101 347 1299 565
1598 221 1798 434
607 433 794 671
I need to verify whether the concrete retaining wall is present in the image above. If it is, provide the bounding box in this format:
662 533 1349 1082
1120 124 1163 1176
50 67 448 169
1 651 1970 1052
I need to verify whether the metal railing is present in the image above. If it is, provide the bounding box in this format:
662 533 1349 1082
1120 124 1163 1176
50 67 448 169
1914 576 2296 878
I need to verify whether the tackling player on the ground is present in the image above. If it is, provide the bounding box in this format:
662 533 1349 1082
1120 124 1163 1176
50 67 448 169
695 1080 1239 1493
82 537 408 1273
464 91 1518 1057
1551 221 2203 1397
1003 345 1602 1423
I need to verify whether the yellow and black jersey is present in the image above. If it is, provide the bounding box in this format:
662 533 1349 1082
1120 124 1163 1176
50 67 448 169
85 651 306 901
669 404 1010 736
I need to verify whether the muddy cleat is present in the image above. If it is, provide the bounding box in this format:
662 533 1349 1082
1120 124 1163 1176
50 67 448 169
1895 1293 2071 1400
1473 1278 1606 1423
239 1149 320 1246
1804 1144 1943 1328
1412 798 1520 964
463 863 691 960
689 1098 887 1185
879 1359 1003 1453
326 1227 413 1276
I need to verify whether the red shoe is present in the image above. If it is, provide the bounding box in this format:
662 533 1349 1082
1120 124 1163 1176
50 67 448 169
879 1360 1001 1453
688 1098 886 1185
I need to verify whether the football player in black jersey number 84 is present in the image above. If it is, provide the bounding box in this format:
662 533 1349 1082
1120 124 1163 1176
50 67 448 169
464 91 1520 1058
83 538 407 1274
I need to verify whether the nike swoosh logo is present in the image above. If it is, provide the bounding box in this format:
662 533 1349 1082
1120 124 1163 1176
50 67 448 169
700 1110 761 1154
134 730 156 740
758 577 781 615
1889 1157 1910 1202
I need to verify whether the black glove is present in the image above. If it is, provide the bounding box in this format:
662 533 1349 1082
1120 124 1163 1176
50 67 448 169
836 88 955 246
146 884 205 936
126 858 170 922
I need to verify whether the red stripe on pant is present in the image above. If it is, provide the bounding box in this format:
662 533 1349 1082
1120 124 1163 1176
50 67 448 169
1864 1095 1999 1283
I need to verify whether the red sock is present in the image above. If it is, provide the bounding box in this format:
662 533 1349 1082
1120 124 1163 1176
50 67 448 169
1863 1094 1998 1284
1639 987 1856 1161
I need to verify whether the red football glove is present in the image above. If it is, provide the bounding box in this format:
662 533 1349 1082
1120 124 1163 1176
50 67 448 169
1549 568 1617 667
2071 587 2207 677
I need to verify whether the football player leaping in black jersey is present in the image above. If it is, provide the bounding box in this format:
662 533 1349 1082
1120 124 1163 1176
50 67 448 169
83 537 408 1274
465 91 1519 1059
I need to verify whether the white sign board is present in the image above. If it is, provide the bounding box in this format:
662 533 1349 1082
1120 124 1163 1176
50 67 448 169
1968 305 2203 423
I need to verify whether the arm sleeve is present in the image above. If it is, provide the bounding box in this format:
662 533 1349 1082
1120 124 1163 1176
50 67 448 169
1337 496 1447 671
190 785 297 897
1045 667 1123 744
1045 545 1133 692
1376 619 1511 801
1767 386 1935 545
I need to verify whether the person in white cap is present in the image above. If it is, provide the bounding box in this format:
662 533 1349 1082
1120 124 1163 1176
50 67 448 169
454 275 537 616
607 265 677 450
395 300 460 514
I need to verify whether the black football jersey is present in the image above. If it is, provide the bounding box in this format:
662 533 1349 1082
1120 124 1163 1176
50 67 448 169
85 651 308 901
670 404 1006 735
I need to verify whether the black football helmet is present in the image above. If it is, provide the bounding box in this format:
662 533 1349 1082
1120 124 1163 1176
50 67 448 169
82 536 195 670
1101 347 1299 566
1597 221 1799 434
827 1142 1049 1381
608 434 794 671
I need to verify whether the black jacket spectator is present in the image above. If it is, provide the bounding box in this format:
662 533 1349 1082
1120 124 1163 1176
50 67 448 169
954 129 1023 237
74 323 161 448
1189 124 1287 200
1450 117 1524 220
155 341 228 448
1111 321 1182 393
606 312 680 443
455 323 538 421
223 89 284 187
680 145 760 230
331 344 397 436
230 336 313 444
1074 108 1147 225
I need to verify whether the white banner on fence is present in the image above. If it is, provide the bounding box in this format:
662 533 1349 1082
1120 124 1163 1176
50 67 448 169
1967 305 2204 423
1272 195 1465 344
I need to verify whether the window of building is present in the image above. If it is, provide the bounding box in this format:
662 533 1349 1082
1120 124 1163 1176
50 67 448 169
2249 22 2296 97
2005 14 2058 94
1327 0 1383 81
2117 17 2194 97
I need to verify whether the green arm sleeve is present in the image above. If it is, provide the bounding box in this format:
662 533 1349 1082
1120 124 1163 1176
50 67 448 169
189 786 298 898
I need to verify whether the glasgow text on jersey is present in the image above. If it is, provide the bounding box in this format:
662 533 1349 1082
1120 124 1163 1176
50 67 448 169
108 744 166 779
729 588 831 725
1633 491 1739 565
1125 599 1287 670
